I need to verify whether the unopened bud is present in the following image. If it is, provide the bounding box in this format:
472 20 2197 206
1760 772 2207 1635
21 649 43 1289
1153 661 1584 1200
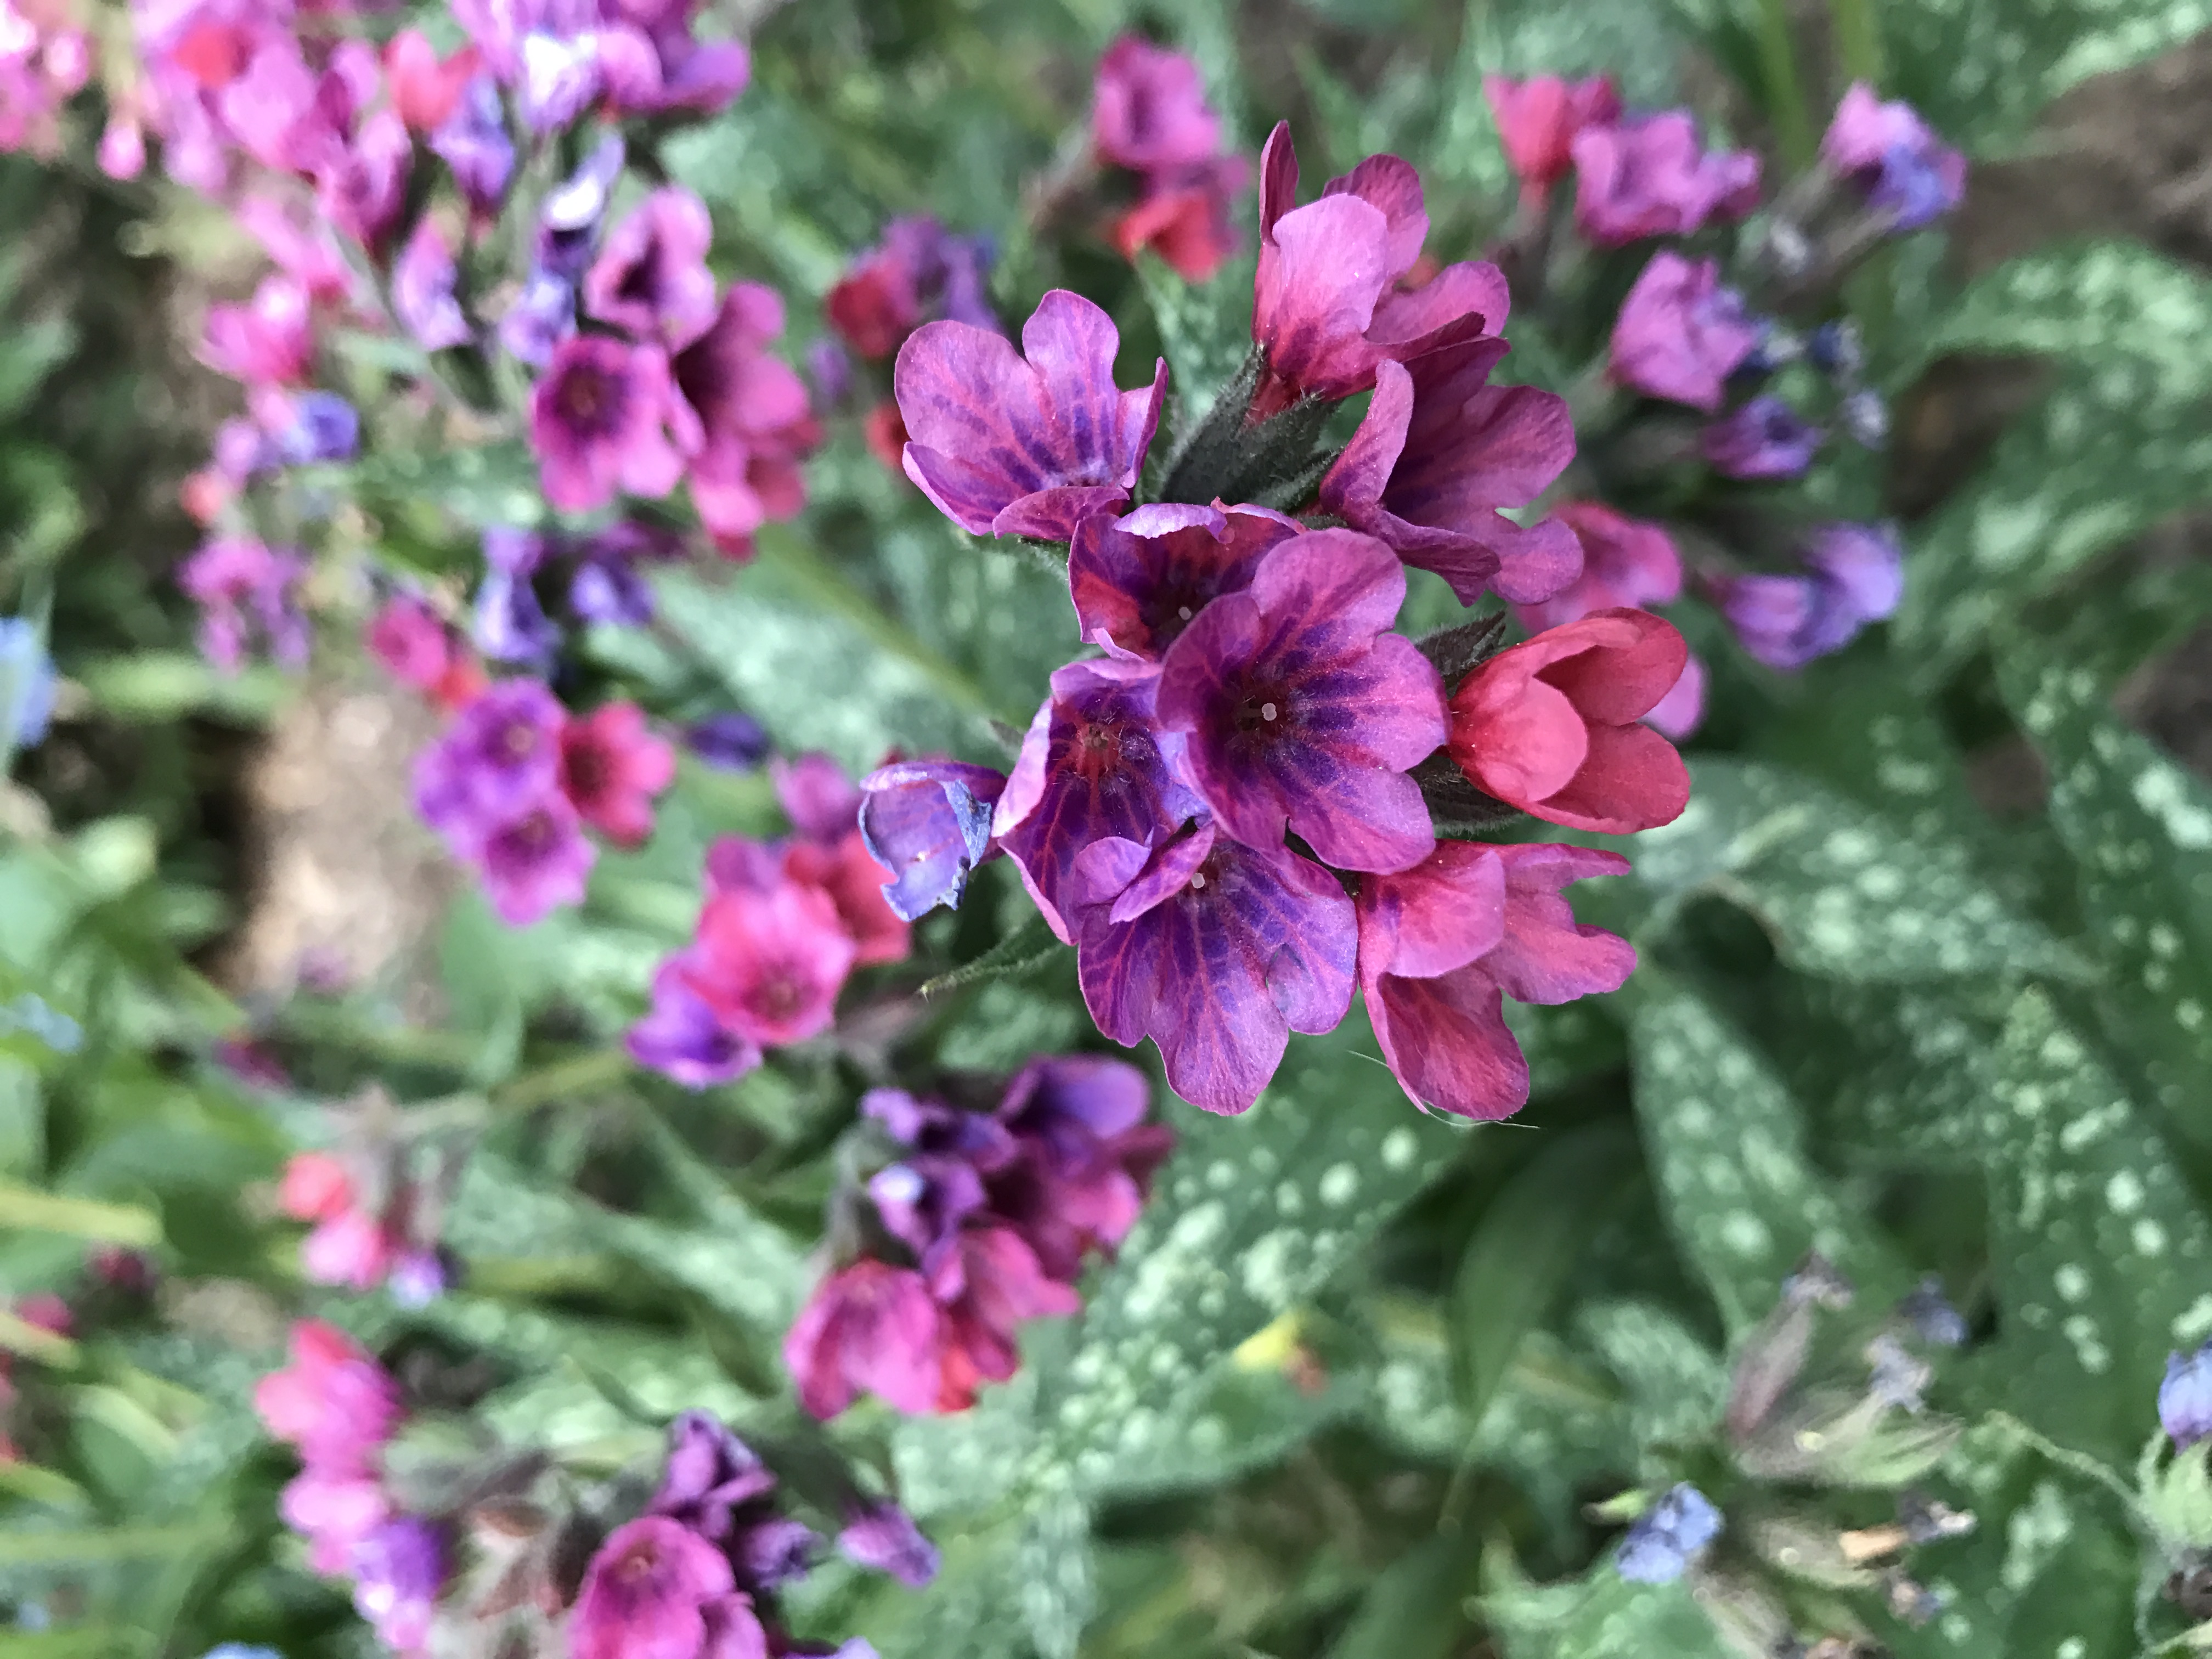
1882 1570 1947 1626
1898 1490 1976 1544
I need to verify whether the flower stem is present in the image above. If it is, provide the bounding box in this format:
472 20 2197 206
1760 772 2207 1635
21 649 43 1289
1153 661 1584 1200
489 1046 634 1113
1753 0 1818 174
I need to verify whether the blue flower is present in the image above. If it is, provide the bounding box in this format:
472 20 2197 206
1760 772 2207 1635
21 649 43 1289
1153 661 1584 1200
2162 1340 2212 1448
1616 1483 1722 1584
0 618 55 750
200 1645 285 1659
685 713 772 773
1899 1276 1967 1347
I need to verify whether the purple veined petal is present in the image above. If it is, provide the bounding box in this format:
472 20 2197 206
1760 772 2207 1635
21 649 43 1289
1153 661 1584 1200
856 759 1008 921
1321 152 1429 280
1068 501 1301 662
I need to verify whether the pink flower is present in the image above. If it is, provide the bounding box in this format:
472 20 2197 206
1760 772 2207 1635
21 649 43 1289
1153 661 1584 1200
1483 75 1621 201
470 793 599 926
569 1516 741 1659
278 1150 354 1221
1357 842 1635 1119
201 274 314 386
1447 609 1691 834
784 834 911 969
784 1260 945 1420
671 283 821 560
385 29 478 131
559 702 676 847
529 335 689 514
1250 123 1509 416
281 1467 391 1575
301 1208 395 1291
253 1320 400 1472
585 187 721 350
929 1226 1081 1410
1609 252 1762 412
680 877 857 1047
1091 36 1221 173
1571 112 1761 246
1110 158 1248 283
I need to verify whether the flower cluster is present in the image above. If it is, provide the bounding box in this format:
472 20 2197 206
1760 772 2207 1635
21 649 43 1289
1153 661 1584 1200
177 537 311 673
413 677 676 927
1480 78 1959 719
1090 35 1247 281
820 215 1000 472
253 1322 446 1653
628 753 911 1086
787 1054 1170 1418
894 123 1678 1116
0 0 89 159
276 1087 465 1306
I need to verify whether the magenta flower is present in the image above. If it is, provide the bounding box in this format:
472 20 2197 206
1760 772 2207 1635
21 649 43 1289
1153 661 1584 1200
1517 502 1683 629
826 215 998 359
201 274 313 386
1483 74 1621 202
178 536 310 671
837 1504 940 1589
414 679 566 828
1571 112 1762 246
1067 501 1300 663
471 792 599 926
1357 842 1635 1119
392 220 472 352
1250 123 1509 415
991 1054 1171 1281
1091 36 1221 173
280 1468 391 1576
772 752 865 843
1110 155 1249 284
672 283 821 559
929 1225 1081 1409
1644 652 1707 740
628 958 763 1087
893 290 1166 541
252 1319 401 1469
1701 396 1822 479
784 1259 945 1419
529 335 689 514
1317 339 1582 605
1073 823 1357 1115
1822 83 1965 230
559 701 676 847
992 658 1200 941
570 1516 739 1659
1156 529 1445 874
856 758 1009 921
316 109 412 252
1609 252 1762 412
585 187 721 349
680 878 857 1046
351 1517 445 1655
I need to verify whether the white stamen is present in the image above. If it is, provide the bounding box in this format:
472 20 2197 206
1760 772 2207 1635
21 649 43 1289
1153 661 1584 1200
1190 872 1206 889
1177 605 1194 620
1261 701 1279 721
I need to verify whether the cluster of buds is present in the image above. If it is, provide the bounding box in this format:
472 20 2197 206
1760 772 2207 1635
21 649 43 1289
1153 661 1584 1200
627 752 911 1087
276 1086 469 1305
864 121 1683 1117
786 1053 1170 1418
1606 1257 1977 1657
1482 76 1965 720
253 1325 929 1655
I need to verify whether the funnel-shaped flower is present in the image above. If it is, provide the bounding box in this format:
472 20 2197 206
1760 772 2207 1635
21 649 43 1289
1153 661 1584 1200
857 758 1009 921
1158 529 1444 873
1074 823 1356 1114
785 1260 944 1420
1251 123 1510 414
681 877 857 1046
672 283 820 559
895 290 1167 540
570 1516 736 1659
1318 341 1581 604
1609 252 1762 412
930 1225 1081 1409
1483 75 1621 200
1719 522 1903 669
1572 112 1760 246
1091 36 1221 173
558 701 675 846
1822 83 1965 230
393 220 472 352
1448 608 1689 834
585 187 720 349
529 335 688 513
1068 501 1300 663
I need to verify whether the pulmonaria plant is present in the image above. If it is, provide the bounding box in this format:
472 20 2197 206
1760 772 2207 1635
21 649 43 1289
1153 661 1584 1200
896 121 1681 1117
1480 76 1963 727
276 1086 466 1306
787 1054 1170 1418
1088 35 1248 281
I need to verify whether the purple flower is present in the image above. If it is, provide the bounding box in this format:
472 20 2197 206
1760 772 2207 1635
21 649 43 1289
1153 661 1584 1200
628 960 762 1087
783 1260 945 1419
1701 396 1822 479
387 1248 450 1307
1067 502 1300 663
1609 252 1763 413
569 1516 740 1659
992 659 1200 941
771 752 864 844
1156 529 1445 874
1822 83 1966 230
1318 339 1582 605
857 759 1009 921
317 109 412 253
837 1503 940 1588
669 281 821 561
393 221 473 352
529 335 689 514
1250 123 1509 415
649 1412 780 1539
177 537 309 672
1073 823 1357 1115
893 289 1166 541
1719 522 1904 669
991 1055 1170 1280
1616 1484 1721 1583
537 132 626 281
430 74 515 212
1571 112 1761 246
414 678 563 829
1091 36 1221 174
686 712 771 772
500 270 576 368
864 1086 1020 1168
349 1517 445 1655
2162 1340 2212 1448
827 215 1001 359
472 792 598 925
273 392 359 465
585 187 720 350
517 27 601 131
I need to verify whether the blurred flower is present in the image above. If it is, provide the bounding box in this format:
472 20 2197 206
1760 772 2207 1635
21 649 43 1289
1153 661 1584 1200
680 876 857 1046
271 391 360 464
429 75 514 212
558 702 676 847
1483 74 1621 204
1610 252 1762 412
2163 1339 2212 1448
837 1503 940 1588
0 617 56 749
671 283 821 560
201 275 314 386
685 712 771 772
1616 1483 1723 1583
349 1517 445 1654
529 336 689 514
1571 111 1760 246
628 958 763 1087
1719 523 1904 669
1091 36 1221 173
1822 83 1966 230
1899 1277 1968 1347
1702 396 1823 479
785 1260 945 1419
253 1321 400 1472
385 28 478 131
827 216 999 361
1110 156 1247 283
178 537 310 671
586 187 720 349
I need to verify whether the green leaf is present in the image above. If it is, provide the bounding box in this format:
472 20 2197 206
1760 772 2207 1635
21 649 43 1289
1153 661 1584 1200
1321 1531 1485 1659
1628 974 1901 1334
1133 256 1255 442
1997 647 2212 1140
1926 242 2212 386
1482 1560 1734 1659
1893 368 2212 676
1787 979 2012 1166
1632 759 2079 981
1016 1480 1094 1659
